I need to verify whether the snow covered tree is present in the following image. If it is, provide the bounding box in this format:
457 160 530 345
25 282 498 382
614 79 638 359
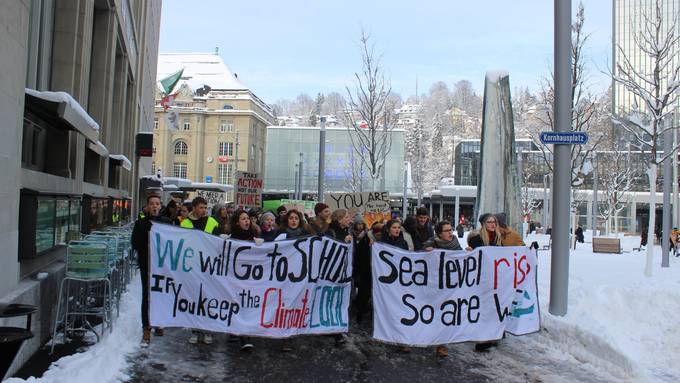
520 161 543 221
323 92 346 116
344 30 396 191
610 0 680 276
597 151 637 236
531 3 606 187
405 112 427 200
424 113 452 190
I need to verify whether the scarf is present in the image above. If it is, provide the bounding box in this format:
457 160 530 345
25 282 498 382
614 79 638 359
433 236 461 250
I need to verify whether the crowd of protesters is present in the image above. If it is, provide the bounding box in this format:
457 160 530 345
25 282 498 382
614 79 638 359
132 196 524 356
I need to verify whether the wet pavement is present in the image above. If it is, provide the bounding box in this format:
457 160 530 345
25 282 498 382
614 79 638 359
125 317 619 383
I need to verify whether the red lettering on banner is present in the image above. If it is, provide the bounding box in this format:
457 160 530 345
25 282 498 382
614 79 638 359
493 252 532 289
260 288 310 329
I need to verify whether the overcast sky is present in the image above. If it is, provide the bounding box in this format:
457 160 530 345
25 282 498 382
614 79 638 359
159 0 613 104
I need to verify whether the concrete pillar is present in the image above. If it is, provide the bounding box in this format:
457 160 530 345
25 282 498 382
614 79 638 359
50 0 81 94
0 0 31 299
87 7 117 139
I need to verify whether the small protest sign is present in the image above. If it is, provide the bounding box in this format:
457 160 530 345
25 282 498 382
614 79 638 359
281 199 317 217
235 172 262 209
196 190 225 209
325 191 391 226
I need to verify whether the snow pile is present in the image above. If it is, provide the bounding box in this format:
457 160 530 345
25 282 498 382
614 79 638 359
7 278 143 383
536 243 680 382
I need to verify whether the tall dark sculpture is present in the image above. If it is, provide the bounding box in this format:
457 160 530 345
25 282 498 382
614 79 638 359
474 72 522 234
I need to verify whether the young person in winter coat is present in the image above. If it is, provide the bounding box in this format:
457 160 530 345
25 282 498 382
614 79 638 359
495 213 525 246
279 209 313 238
325 209 353 243
414 208 435 247
351 217 372 324
226 210 260 352
258 212 279 242
380 219 413 251
466 213 502 250
131 195 171 346
423 220 463 251
228 210 261 241
309 203 331 235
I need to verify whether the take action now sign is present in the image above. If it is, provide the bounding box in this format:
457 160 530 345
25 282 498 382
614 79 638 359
539 132 588 145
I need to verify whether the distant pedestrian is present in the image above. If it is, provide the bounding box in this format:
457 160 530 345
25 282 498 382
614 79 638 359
575 225 584 243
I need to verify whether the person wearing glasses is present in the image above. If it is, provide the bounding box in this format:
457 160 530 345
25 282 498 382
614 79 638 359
421 220 462 358
466 213 501 250
423 220 463 252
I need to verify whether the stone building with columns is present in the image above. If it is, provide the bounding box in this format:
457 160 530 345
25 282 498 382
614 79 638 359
0 0 162 376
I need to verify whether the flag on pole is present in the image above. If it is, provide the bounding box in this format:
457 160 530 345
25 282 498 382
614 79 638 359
159 68 184 95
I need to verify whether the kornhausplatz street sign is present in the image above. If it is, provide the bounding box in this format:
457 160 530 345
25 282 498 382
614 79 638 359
539 132 588 145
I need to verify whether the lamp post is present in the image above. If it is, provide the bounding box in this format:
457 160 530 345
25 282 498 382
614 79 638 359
318 116 326 202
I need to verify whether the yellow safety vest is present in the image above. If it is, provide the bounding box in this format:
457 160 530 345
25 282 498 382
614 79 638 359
180 216 219 233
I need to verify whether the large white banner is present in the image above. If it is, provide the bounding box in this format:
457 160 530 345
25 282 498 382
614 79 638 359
372 243 540 346
149 223 353 337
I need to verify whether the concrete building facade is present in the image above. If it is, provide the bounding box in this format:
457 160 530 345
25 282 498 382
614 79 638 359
153 53 275 200
0 0 162 376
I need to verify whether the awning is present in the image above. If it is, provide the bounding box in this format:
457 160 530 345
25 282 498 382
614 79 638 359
162 177 193 188
87 140 108 157
109 154 132 171
25 88 100 142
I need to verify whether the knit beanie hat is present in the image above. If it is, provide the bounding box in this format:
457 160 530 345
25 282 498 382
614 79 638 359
478 213 492 225
314 202 329 215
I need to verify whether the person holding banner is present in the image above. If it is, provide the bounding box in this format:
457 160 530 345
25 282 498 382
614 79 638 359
310 203 331 235
131 195 171 346
258 212 279 242
422 220 464 358
466 213 502 250
351 217 372 324
380 219 414 251
325 209 353 244
181 197 220 345
495 213 525 246
229 210 261 241
280 209 313 238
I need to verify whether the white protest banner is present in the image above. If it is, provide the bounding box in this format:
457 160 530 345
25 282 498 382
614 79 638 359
197 190 225 209
149 223 352 337
325 191 391 227
372 243 539 346
235 172 262 209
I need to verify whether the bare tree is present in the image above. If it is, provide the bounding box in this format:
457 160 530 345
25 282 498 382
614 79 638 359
611 0 680 276
520 163 543 221
344 30 395 191
531 3 607 187
597 151 637 236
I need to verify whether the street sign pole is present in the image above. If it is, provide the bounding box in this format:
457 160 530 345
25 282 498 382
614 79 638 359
550 0 572 317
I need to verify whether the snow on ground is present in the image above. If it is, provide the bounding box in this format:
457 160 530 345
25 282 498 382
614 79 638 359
535 239 680 382
6 278 143 383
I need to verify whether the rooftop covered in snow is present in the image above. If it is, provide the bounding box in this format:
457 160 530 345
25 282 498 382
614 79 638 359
157 53 247 91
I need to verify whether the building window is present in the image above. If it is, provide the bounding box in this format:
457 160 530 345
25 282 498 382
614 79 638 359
152 146 156 154
218 163 232 184
250 144 256 160
219 119 234 132
154 118 158 129
173 162 187 178
174 140 188 155
26 0 55 90
219 142 234 156
183 119 191 131
151 162 156 174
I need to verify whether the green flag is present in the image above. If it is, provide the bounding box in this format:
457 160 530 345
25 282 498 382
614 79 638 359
160 68 184 95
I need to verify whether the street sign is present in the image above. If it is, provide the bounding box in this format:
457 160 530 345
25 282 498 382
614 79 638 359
205 176 212 183
539 132 588 145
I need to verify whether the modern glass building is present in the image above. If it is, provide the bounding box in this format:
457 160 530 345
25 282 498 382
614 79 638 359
265 126 405 195
613 0 680 117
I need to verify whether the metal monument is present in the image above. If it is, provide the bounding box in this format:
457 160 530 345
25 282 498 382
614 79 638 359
474 71 523 234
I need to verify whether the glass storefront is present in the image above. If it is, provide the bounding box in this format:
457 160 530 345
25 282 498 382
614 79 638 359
31 196 82 255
